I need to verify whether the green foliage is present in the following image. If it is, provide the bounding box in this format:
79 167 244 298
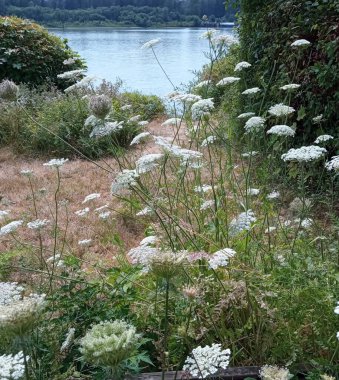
112 91 165 121
238 0 339 153
0 16 85 87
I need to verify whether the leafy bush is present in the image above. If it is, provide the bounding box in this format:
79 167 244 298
237 0 339 153
0 16 85 87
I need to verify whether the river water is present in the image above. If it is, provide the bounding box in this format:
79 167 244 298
51 27 234 96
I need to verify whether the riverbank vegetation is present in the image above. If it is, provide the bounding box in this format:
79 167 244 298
0 0 236 28
0 1 338 379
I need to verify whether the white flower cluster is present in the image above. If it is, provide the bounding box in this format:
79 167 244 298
20 169 33 176
234 61 251 72
43 158 68 168
0 282 24 306
212 34 238 47
90 120 124 138
64 76 97 93
99 211 111 220
281 145 327 162
229 210 256 236
141 38 161 50
80 320 140 367
217 77 240 86
201 135 217 147
0 220 23 237
267 191 280 199
78 239 92 246
171 93 202 104
136 206 153 217
130 132 151 146
312 114 323 123
242 87 261 95
82 193 101 203
136 153 163 174
241 151 258 158
183 343 231 379
191 98 214 119
267 125 295 137
280 83 300 91
161 118 181 127
57 69 85 80
75 207 90 217
200 200 215 211
314 135 333 144
200 29 217 40
244 116 265 133
129 115 141 123
259 364 293 380
111 170 138 195
291 39 311 47
195 80 211 88
237 112 255 119
60 328 76 352
248 188 260 196
208 248 236 269
0 352 26 380
27 219 50 230
194 184 213 193
325 156 339 172
268 103 295 117
0 210 10 219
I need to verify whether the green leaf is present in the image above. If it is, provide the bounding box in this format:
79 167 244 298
297 106 307 121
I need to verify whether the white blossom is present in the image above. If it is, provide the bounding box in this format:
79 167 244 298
82 193 101 203
128 115 141 123
136 206 153 217
90 121 124 138
237 112 255 119
139 236 158 246
161 118 181 127
201 135 217 147
138 120 149 126
183 344 231 379
195 80 211 88
20 169 33 176
136 153 164 174
75 208 90 217
200 29 217 39
208 248 236 269
241 151 258 158
312 114 323 124
267 191 280 199
94 205 109 212
121 104 132 111
0 282 24 306
217 77 240 86
314 135 333 144
111 170 138 195
244 116 265 133
242 87 261 95
325 156 339 172
265 227 277 234
78 239 92 246
43 158 68 167
63 57 76 65
27 219 50 230
334 302 339 315
0 352 26 379
281 145 327 162
194 184 213 193
267 125 295 137
130 132 151 146
0 210 10 220
0 220 23 236
248 188 260 196
268 103 295 117
171 93 202 104
301 218 313 228
280 83 300 91
212 34 238 46
229 210 256 236
200 200 215 211
191 98 214 119
64 76 97 93
234 61 252 72
60 327 75 352
291 39 311 47
259 364 293 380
141 38 161 49
99 211 111 220
57 69 85 80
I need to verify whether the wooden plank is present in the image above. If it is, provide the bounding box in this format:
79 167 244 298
126 366 261 380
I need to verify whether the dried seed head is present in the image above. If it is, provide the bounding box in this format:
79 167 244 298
0 80 19 101
89 94 112 119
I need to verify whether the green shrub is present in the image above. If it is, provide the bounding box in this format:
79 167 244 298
0 16 85 88
113 91 165 121
237 0 339 153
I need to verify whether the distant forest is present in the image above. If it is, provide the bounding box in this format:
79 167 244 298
0 1 237 27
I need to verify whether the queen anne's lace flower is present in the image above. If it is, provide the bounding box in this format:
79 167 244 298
212 34 238 46
129 115 141 123
217 77 240 86
291 39 311 47
268 104 295 117
241 151 258 158
20 169 33 176
82 193 100 203
234 61 251 71
78 239 92 246
200 29 217 39
200 200 215 211
259 364 293 380
201 135 217 147
121 104 132 111
27 219 50 230
80 320 140 367
111 170 138 195
191 98 214 119
57 69 86 80
43 158 68 167
242 87 261 95
172 93 202 104
248 188 260 196
208 248 236 269
136 206 153 216
0 210 9 219
195 80 211 88
139 236 158 247
141 38 161 49
183 344 231 378
334 302 339 315
138 120 149 126
130 132 151 146
194 184 213 193
0 352 26 379
314 135 333 144
244 117 265 133
90 121 124 138
161 118 181 127
229 210 256 236
0 282 24 306
280 84 300 91
237 112 256 119
267 191 280 199
75 208 90 217
281 145 327 162
267 125 295 137
0 220 23 236
136 153 164 174
99 211 111 220
60 328 75 352
325 156 339 171
312 114 323 123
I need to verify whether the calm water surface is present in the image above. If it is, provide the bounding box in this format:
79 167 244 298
51 28 234 96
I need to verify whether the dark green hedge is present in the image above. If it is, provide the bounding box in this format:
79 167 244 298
238 0 338 153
